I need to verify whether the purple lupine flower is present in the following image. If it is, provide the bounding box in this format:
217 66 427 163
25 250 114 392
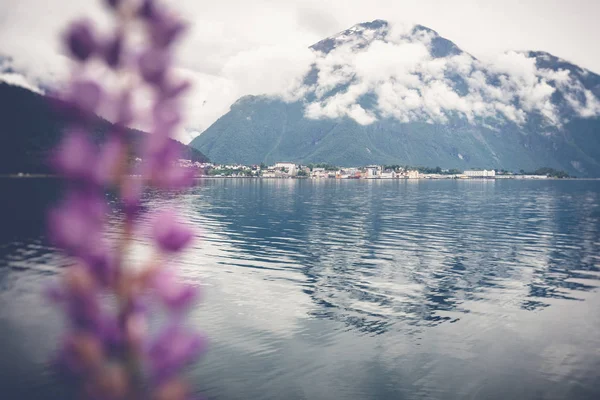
151 210 193 253
65 20 97 62
49 1 205 398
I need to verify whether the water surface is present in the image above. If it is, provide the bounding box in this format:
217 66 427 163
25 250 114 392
1 178 600 399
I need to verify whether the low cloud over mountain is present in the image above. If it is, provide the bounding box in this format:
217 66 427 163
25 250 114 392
289 21 600 127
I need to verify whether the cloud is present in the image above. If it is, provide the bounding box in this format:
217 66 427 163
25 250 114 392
0 0 320 142
296 7 339 37
302 22 600 127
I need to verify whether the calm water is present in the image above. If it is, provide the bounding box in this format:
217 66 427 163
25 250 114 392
1 178 600 399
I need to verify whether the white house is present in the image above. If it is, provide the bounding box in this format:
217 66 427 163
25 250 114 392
365 165 382 179
464 169 496 178
406 170 420 179
274 162 297 176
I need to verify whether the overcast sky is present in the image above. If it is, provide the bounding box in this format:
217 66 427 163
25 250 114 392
0 0 598 140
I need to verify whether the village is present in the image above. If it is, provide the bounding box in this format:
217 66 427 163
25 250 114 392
175 160 559 180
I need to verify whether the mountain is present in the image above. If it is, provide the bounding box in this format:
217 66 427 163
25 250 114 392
0 83 208 174
190 20 600 176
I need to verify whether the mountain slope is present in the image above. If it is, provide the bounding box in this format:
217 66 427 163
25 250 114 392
0 83 208 174
191 20 600 176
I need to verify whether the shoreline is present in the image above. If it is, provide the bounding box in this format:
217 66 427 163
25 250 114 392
1 174 599 181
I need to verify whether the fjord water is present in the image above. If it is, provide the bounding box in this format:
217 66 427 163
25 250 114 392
1 178 600 400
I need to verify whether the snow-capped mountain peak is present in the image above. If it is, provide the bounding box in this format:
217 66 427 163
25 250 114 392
300 20 600 128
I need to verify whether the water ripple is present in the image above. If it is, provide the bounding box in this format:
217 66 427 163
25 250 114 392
1 178 600 399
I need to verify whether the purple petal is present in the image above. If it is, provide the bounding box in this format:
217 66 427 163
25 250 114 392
162 79 191 99
104 0 121 9
153 99 181 132
147 323 207 382
65 20 96 62
81 244 116 287
160 164 195 190
54 80 104 123
121 178 143 219
153 269 199 311
94 135 125 184
152 210 193 253
139 48 169 85
149 13 187 49
70 80 103 115
66 289 102 331
48 205 94 254
104 32 123 68
115 91 134 127
96 313 123 351
138 0 157 19
48 192 107 255
139 1 186 48
142 137 194 189
51 128 97 181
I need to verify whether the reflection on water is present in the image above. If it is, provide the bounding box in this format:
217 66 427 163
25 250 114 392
1 178 600 399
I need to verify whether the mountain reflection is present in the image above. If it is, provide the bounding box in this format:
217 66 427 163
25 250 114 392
173 179 600 334
2 178 600 400
1 178 599 335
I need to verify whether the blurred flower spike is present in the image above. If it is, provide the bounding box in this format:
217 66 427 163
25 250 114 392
47 0 205 399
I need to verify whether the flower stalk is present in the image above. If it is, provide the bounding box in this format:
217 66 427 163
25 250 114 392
46 1 205 399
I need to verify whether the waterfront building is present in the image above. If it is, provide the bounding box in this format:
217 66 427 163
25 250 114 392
365 165 382 179
406 170 420 179
464 169 496 178
274 162 297 176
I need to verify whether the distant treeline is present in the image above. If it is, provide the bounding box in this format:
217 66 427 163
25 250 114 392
306 163 340 171
384 165 462 175
519 168 571 178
